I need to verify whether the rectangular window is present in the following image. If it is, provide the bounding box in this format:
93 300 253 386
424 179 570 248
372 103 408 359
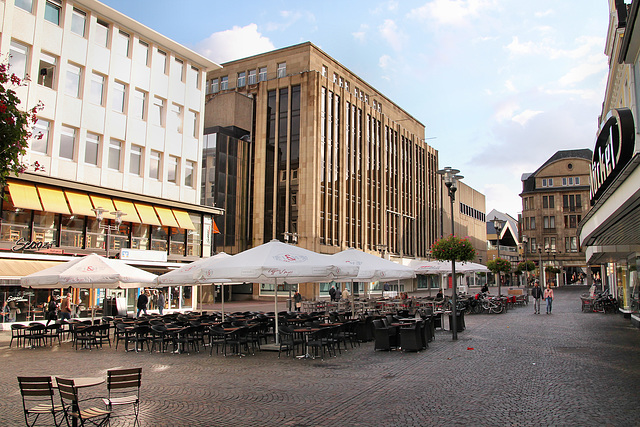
168 156 179 183
32 119 50 153
530 238 536 252
575 177 580 185
108 139 121 170
221 76 228 90
84 132 100 165
542 178 547 187
549 195 554 208
129 145 142 175
544 216 555 229
530 217 536 230
9 40 29 80
151 97 165 126
259 67 267 81
184 160 195 187
90 72 105 105
133 89 146 120
157 49 168 74
15 0 33 13
38 52 56 89
191 66 200 88
44 0 61 25
112 81 126 113
150 150 161 180
562 177 567 186
171 104 183 133
188 110 198 138
568 177 573 185
59 125 76 160
542 196 548 209
95 20 109 47
136 40 149 65
237 71 246 87
210 78 219 94
248 69 256 85
65 63 82 97
174 58 184 81
548 178 553 186
115 30 130 57
71 8 87 36
277 62 286 78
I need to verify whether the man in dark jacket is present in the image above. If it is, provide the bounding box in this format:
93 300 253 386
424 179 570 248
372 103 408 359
329 286 336 302
136 291 149 318
531 281 543 314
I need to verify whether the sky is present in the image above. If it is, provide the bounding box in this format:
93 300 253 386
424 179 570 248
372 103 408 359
101 0 611 219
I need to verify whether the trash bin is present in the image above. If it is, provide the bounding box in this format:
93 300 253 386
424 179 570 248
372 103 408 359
449 311 465 332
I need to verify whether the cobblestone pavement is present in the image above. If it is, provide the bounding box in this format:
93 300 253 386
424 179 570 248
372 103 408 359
1 286 639 427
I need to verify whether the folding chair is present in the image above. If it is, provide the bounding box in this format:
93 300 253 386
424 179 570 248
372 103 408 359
101 368 142 426
56 377 110 427
17 376 64 427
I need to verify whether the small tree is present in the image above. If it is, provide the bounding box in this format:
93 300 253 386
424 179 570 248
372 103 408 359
516 260 536 286
487 257 511 295
0 58 44 190
430 235 476 263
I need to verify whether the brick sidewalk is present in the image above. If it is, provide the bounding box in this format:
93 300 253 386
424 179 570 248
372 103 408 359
1 286 638 426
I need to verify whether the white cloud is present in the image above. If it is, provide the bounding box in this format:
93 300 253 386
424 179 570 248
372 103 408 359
409 0 499 27
353 24 369 42
534 9 554 18
505 80 517 93
379 19 407 51
512 109 543 125
195 24 275 63
494 100 519 122
379 54 392 69
558 54 608 87
505 35 604 61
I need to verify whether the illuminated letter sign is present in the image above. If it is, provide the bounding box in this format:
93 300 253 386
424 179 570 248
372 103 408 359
590 108 635 204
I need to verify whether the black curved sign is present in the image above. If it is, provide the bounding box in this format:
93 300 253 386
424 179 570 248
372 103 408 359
590 108 635 204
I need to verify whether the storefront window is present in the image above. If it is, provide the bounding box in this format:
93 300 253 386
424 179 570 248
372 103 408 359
110 222 130 253
186 214 201 256
32 212 58 244
169 228 185 256
182 285 192 308
60 215 84 248
151 226 168 252
630 256 639 317
1 198 31 243
131 224 149 250
86 218 105 251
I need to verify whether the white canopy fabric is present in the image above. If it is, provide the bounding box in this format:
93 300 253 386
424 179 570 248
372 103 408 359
157 252 232 285
330 248 416 282
409 259 488 274
200 240 359 343
20 253 158 289
455 262 489 273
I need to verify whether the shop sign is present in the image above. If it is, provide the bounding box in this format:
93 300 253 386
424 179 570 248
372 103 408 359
590 108 635 204
11 237 55 252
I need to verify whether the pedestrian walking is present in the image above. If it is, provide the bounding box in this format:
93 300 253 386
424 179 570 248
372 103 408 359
157 290 165 315
45 296 58 326
294 291 302 312
329 286 337 302
544 284 554 314
137 290 149 318
59 293 72 321
531 281 543 314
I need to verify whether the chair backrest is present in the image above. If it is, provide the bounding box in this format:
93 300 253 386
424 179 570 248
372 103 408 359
55 377 79 403
18 376 55 398
106 368 142 393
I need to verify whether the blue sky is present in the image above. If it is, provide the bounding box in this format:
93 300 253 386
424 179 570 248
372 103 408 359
101 0 610 218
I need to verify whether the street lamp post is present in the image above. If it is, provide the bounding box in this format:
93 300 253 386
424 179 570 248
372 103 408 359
282 232 299 311
538 247 543 286
522 235 528 287
436 166 463 340
91 207 126 258
492 217 505 296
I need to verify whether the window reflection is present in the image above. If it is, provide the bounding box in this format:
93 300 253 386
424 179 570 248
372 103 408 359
60 215 84 248
151 226 168 252
32 212 58 243
170 228 185 256
131 224 149 250
1 198 30 242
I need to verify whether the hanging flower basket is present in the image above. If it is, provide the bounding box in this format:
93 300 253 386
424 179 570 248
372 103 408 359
430 235 476 262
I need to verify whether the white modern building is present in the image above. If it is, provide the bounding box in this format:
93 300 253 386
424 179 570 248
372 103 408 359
0 0 222 316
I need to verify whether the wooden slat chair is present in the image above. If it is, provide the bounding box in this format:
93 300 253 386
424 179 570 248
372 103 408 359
56 377 110 427
101 368 142 426
17 376 65 427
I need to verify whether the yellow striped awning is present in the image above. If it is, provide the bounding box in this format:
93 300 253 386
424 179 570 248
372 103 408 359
64 191 96 217
172 210 195 230
134 203 161 226
89 195 117 220
154 206 179 228
37 187 70 215
113 199 141 223
7 181 43 211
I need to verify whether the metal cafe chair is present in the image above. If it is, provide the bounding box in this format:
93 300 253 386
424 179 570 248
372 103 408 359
17 376 65 427
56 377 111 427
101 368 142 426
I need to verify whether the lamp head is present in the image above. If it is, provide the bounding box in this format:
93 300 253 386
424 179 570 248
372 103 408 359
91 207 106 222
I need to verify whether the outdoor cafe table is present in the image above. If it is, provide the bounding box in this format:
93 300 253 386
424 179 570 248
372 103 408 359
52 376 105 427
293 327 321 359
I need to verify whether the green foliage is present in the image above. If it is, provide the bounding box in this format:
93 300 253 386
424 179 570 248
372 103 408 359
545 265 561 274
430 235 476 262
0 57 44 189
516 260 536 273
487 258 511 274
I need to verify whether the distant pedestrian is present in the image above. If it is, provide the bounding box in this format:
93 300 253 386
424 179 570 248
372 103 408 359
157 291 165 315
46 296 58 326
531 281 542 314
294 291 302 312
329 286 337 302
342 287 350 301
481 284 489 294
137 290 149 318
544 284 554 314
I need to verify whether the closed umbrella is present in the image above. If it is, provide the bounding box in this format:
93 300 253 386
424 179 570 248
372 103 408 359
200 240 358 344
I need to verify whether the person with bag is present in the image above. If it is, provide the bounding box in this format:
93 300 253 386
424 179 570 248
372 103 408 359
46 296 59 326
544 283 554 314
531 281 543 314
294 291 302 312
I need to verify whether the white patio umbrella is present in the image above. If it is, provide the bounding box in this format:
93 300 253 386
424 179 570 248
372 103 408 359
330 248 416 314
21 253 158 321
200 240 359 344
156 252 233 318
455 262 489 273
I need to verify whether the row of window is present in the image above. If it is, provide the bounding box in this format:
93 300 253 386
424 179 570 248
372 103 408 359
540 176 582 187
321 65 383 113
523 194 584 211
13 0 200 87
523 213 583 230
207 63 284 94
31 120 195 185
524 237 579 253
459 202 485 222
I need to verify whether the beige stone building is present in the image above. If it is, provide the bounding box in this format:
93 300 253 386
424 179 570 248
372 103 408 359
520 149 592 286
203 42 442 299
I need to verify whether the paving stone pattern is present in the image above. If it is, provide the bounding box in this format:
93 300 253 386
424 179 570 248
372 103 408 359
1 286 639 427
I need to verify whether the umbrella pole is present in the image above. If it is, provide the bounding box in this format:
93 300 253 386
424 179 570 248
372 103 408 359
274 280 279 345
221 284 225 322
351 280 355 318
